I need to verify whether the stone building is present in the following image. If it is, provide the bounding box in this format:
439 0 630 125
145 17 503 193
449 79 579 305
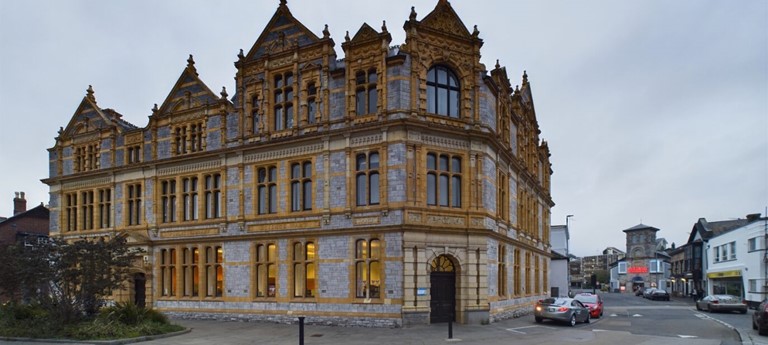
614 224 670 293
42 0 554 326
0 192 49 247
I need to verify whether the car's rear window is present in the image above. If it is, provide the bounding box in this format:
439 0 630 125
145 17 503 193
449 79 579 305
575 295 597 303
541 298 569 305
716 295 737 302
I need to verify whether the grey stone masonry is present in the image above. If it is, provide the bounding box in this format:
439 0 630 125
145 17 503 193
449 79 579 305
226 112 239 140
318 236 348 259
487 238 498 297
509 177 518 226
243 166 253 215
226 167 240 218
114 184 123 227
478 77 497 132
483 156 497 214
144 178 155 225
329 91 345 121
329 151 346 209
387 143 406 203
114 149 124 168
48 150 58 178
62 147 73 176
100 142 112 169
319 262 349 298
278 239 288 297
314 153 324 210
224 241 251 297
384 261 403 299
206 115 222 151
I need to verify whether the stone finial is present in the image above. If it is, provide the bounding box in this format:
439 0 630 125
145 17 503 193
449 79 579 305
279 0 287 6
220 86 228 99
409 6 417 21
187 54 198 75
472 25 479 37
152 103 159 115
381 20 388 33
495 59 500 69
58 126 64 135
515 85 520 93
86 85 96 102
238 49 245 60
345 31 350 42
523 70 528 84
323 24 330 38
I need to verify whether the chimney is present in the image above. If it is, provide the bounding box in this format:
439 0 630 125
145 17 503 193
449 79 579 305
13 191 27 215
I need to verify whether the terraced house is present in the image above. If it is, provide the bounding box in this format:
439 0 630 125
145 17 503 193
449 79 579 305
43 0 554 326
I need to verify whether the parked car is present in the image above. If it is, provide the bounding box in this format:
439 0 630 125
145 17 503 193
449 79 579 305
754 298 768 336
649 289 670 301
696 295 748 314
534 297 591 326
574 293 604 318
643 288 656 299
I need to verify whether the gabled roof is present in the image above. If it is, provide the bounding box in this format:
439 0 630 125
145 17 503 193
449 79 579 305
622 223 660 233
0 203 49 226
687 217 751 243
59 86 137 139
243 0 320 62
156 55 222 116
419 0 472 38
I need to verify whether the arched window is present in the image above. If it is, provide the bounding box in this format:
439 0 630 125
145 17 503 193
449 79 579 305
426 65 460 118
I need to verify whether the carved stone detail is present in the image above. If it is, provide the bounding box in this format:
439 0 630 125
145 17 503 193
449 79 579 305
244 143 323 163
157 159 221 176
350 134 382 147
63 176 111 189
421 134 469 150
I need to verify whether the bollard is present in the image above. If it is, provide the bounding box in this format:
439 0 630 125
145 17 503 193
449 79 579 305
448 315 453 339
298 316 305 345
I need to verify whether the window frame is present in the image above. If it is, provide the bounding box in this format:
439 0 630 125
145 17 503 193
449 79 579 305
426 65 460 118
355 238 382 299
290 161 313 212
355 69 378 116
426 152 462 208
273 71 295 131
355 151 380 207
256 165 278 215
292 241 317 299
254 242 277 298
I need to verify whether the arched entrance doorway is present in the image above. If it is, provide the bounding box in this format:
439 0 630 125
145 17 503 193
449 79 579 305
133 273 146 308
430 255 456 323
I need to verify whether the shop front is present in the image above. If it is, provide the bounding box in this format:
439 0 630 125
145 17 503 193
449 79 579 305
707 270 743 297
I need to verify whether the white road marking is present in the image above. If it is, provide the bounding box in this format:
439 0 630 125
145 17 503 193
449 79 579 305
505 325 555 334
678 335 698 338
609 314 618 317
592 329 608 332
632 314 643 317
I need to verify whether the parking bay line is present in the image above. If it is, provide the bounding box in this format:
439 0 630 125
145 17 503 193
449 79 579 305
506 325 555 334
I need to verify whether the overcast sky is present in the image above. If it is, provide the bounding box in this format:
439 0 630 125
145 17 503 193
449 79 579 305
1 0 765 257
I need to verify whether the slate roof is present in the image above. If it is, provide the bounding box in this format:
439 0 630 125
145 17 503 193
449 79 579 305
687 218 751 244
0 203 49 225
622 223 660 233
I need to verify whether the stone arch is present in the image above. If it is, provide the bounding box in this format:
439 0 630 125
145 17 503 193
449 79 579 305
427 253 461 323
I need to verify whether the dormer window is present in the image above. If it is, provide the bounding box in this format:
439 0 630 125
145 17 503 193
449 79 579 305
307 83 317 124
355 69 377 116
426 65 460 118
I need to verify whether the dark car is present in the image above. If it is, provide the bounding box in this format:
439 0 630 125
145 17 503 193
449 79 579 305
753 298 768 336
574 293 604 318
534 297 591 326
649 289 670 301
696 295 748 314
642 288 656 299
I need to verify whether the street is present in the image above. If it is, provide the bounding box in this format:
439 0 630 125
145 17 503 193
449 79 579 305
2 291 765 345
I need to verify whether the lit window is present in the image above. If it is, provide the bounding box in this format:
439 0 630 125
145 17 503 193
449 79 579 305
293 242 316 298
355 239 381 298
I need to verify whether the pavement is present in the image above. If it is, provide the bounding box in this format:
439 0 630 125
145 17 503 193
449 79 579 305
2 294 765 345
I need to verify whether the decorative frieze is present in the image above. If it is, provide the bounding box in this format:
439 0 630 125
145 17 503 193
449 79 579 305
247 220 321 232
157 159 221 176
244 143 323 163
159 228 218 238
62 176 111 189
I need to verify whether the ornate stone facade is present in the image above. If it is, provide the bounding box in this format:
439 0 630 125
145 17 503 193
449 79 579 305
43 0 554 326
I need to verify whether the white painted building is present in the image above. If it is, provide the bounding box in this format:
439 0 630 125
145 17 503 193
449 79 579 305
704 214 768 307
549 224 570 297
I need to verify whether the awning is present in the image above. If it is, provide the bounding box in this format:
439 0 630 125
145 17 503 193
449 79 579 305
706 270 741 279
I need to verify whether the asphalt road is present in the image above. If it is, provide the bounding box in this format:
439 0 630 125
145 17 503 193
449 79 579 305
2 291 765 345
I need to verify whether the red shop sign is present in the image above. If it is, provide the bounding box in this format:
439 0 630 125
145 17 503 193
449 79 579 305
628 266 648 274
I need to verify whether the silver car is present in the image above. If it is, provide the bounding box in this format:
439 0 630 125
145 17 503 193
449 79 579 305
696 295 748 314
534 297 591 326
